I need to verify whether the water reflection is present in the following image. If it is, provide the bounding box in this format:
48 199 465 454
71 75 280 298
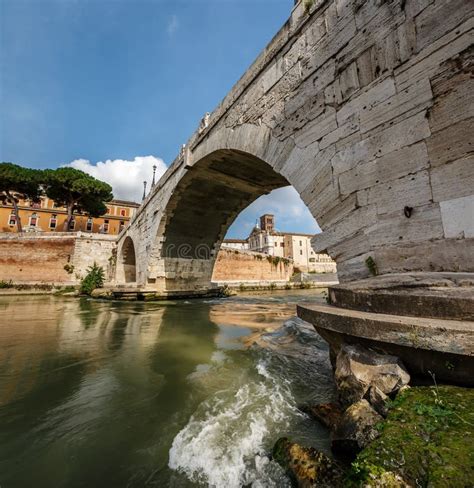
0 291 332 488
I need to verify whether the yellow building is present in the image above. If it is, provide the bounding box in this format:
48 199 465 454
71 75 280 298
0 197 140 235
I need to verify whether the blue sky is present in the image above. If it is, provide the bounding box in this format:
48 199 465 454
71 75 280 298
0 0 319 238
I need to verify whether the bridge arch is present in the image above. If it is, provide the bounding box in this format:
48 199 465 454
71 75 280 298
118 236 137 284
144 125 324 293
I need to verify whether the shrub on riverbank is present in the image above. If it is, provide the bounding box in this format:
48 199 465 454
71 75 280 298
346 385 474 487
80 263 105 295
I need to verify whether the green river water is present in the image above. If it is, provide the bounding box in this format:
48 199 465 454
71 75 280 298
0 291 335 488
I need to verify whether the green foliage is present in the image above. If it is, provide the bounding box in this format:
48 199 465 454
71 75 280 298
0 162 44 232
266 255 291 267
44 167 113 230
347 385 474 487
304 0 315 13
0 279 14 289
365 256 378 276
63 263 75 274
80 263 105 295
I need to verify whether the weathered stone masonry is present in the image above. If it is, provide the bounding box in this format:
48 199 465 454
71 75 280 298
0 233 117 284
118 0 474 292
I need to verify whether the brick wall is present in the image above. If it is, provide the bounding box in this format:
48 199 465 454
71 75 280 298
0 235 76 283
212 248 293 282
0 233 117 284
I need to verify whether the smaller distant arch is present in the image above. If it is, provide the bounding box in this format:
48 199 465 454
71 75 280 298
121 236 137 283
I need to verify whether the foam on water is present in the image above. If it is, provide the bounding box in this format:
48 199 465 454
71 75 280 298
168 359 295 487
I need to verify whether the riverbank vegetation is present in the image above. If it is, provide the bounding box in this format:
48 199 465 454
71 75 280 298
80 263 105 295
347 385 474 487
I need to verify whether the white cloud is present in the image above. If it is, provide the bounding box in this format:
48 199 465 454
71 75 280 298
66 155 167 202
167 15 179 35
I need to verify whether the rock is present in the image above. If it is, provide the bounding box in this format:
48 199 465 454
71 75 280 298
90 288 113 299
331 399 383 459
272 437 344 487
300 402 343 429
335 344 410 407
365 385 389 417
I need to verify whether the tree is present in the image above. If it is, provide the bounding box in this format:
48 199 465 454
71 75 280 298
0 163 43 232
44 167 113 231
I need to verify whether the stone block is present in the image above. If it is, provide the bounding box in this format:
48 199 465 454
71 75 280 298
337 75 396 126
365 170 432 214
294 107 338 148
312 205 377 252
365 203 444 248
440 195 474 239
428 73 474 133
361 77 433 134
338 61 360 101
320 113 359 150
397 19 416 63
356 46 377 88
431 155 474 202
395 18 474 91
415 0 474 53
332 111 430 175
338 142 430 197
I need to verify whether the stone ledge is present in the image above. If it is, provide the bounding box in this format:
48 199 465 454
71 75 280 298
297 303 474 385
329 284 474 320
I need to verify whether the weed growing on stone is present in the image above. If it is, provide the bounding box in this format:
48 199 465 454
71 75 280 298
80 263 105 295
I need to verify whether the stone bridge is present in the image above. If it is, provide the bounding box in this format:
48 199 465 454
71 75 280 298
116 0 473 296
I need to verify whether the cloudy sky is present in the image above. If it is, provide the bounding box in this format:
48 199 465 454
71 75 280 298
0 0 319 238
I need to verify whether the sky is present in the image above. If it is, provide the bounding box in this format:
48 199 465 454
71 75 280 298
0 0 320 238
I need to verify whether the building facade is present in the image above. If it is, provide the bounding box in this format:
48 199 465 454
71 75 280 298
221 239 249 251
247 214 336 273
0 197 140 235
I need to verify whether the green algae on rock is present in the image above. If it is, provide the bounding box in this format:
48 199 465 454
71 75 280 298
346 385 474 487
273 437 344 487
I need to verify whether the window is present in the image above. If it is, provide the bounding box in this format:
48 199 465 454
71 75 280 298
280 242 284 247
31 201 41 209
309 258 316 262
120 209 126 217
299 240 303 246
86 218 93 232
102 220 109 233
29 213 38 227
8 214 16 226
300 250 303 255
69 218 76 230
49 214 57 229
119 220 125 232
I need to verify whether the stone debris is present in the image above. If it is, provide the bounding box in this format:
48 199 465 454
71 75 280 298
272 437 344 488
300 402 343 429
365 385 389 417
335 343 410 408
331 399 383 459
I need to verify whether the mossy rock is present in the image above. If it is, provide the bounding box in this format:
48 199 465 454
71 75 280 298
346 385 474 487
273 437 344 487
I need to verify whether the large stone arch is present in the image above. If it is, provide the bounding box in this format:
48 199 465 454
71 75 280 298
116 0 474 294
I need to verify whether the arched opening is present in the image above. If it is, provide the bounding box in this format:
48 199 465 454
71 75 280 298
155 148 326 292
121 236 137 283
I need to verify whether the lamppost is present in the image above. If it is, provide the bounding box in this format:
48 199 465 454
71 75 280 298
142 181 147 201
152 164 157 186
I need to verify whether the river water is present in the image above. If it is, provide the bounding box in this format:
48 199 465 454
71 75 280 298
0 291 335 488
